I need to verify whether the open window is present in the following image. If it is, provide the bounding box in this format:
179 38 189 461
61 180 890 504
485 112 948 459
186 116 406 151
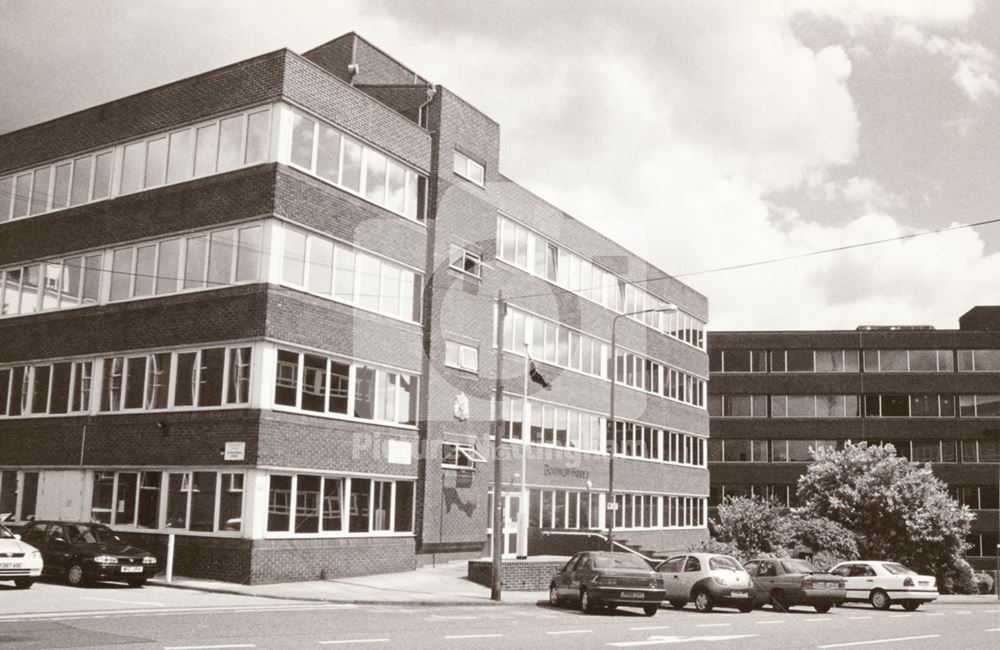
442 442 487 470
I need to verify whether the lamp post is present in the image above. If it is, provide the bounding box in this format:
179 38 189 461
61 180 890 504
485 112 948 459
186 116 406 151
608 305 677 552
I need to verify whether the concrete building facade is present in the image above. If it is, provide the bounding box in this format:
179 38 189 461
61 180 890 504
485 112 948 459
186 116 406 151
0 33 710 583
708 306 1000 570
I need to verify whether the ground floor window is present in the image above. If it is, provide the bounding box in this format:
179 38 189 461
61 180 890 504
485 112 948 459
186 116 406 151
0 470 38 522
89 469 244 533
266 472 414 536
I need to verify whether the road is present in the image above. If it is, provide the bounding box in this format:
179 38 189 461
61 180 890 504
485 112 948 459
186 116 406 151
1 582 998 649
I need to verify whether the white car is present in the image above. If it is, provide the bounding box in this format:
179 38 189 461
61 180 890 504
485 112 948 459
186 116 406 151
0 522 43 589
829 560 938 611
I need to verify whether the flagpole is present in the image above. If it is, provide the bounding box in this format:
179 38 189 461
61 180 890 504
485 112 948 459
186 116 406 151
517 341 529 558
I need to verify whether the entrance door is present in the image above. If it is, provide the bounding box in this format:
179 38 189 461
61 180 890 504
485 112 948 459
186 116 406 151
486 492 521 558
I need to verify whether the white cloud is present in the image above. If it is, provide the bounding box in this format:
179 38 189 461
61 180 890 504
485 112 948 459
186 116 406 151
894 24 1000 102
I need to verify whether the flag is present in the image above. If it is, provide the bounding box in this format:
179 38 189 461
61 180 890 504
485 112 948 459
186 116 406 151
528 360 551 390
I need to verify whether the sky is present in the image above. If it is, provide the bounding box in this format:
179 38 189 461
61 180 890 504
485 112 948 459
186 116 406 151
2 0 999 331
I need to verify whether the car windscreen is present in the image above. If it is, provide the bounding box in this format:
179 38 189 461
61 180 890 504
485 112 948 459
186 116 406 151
781 559 820 574
881 563 916 575
66 524 118 544
709 556 743 571
0 524 13 539
593 554 650 570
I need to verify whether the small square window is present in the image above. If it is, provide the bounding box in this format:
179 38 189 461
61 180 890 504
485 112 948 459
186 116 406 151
445 341 479 373
442 442 487 469
449 244 482 278
453 151 485 186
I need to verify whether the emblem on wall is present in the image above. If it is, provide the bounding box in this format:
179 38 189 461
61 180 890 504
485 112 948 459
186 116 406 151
453 392 470 421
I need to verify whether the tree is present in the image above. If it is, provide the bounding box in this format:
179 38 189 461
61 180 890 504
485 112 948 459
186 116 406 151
711 495 788 558
796 441 973 584
783 513 858 562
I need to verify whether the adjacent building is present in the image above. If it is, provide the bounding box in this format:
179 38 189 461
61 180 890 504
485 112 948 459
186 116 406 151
0 33 710 583
708 306 1000 570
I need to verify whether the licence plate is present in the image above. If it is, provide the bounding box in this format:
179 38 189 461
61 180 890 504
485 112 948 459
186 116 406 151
730 591 748 598
620 591 645 599
120 566 143 573
0 562 17 569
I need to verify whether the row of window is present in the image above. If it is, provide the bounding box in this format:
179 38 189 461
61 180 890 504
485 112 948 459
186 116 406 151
0 107 272 224
275 349 418 426
614 350 707 408
711 348 1000 374
0 470 38 522
91 470 243 533
709 438 1000 464
495 216 706 349
501 307 609 380
494 396 706 467
0 222 263 318
513 489 707 531
710 394 1000 418
0 345 250 417
287 107 425 221
278 223 422 323
952 485 1000 510
708 484 799 508
966 533 1000 557
266 473 414 535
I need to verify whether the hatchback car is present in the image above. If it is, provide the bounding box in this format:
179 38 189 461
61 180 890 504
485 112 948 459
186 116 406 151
744 558 845 612
656 553 754 612
18 521 158 587
549 551 666 615
0 522 43 589
829 561 938 610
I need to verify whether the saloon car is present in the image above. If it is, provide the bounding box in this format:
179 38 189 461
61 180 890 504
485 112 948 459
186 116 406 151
549 551 666 616
743 558 846 613
18 521 158 587
0 522 43 589
656 553 754 612
829 561 938 610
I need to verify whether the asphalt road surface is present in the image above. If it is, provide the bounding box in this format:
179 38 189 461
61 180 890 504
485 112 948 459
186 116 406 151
1 583 998 649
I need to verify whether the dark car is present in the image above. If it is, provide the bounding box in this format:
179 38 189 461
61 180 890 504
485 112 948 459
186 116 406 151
744 558 846 613
549 551 666 616
18 521 158 587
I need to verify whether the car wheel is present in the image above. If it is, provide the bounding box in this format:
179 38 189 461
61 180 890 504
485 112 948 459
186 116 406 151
66 563 89 587
814 603 832 613
13 579 33 589
580 588 598 614
738 603 753 613
902 601 920 612
127 578 147 588
693 588 714 613
643 604 658 617
870 589 891 610
669 599 686 609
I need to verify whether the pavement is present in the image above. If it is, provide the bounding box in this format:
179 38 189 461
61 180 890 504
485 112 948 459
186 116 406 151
148 560 1000 607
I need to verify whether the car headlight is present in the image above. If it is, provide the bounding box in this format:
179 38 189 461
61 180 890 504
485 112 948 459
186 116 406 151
27 550 41 559
94 555 118 564
143 556 157 565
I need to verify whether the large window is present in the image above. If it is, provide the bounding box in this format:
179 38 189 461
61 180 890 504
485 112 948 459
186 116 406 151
614 349 706 408
278 224 421 323
501 307 609 380
0 470 39 522
959 395 1000 417
1 150 114 222
285 106 425 221
863 394 955 418
0 361 92 416
496 215 706 349
266 473 414 535
958 350 1000 372
274 348 417 426
90 470 243 533
771 395 860 418
864 350 954 373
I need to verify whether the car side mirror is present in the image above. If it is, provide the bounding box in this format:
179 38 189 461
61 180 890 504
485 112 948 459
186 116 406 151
13 534 20 540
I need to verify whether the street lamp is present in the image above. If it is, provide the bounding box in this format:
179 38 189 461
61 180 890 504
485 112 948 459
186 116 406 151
608 304 677 552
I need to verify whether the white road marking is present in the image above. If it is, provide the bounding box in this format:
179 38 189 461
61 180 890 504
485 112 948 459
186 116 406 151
818 634 940 648
547 630 593 635
888 614 911 618
83 596 165 607
0 603 355 623
629 626 671 631
318 640 390 646
754 620 784 625
164 646 256 650
848 616 872 620
696 623 730 627
955 611 971 615
608 634 757 647
986 628 1000 632
800 618 832 622
444 634 504 639
428 615 477 620
925 612 945 617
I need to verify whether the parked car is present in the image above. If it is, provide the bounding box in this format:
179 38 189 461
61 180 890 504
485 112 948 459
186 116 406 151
17 521 158 587
656 553 754 612
743 558 845 613
0 522 43 589
549 551 666 616
829 561 938 610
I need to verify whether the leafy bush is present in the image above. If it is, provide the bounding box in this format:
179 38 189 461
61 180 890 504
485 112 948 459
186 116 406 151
809 550 850 573
974 571 995 595
937 557 977 595
783 514 858 561
688 538 744 562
